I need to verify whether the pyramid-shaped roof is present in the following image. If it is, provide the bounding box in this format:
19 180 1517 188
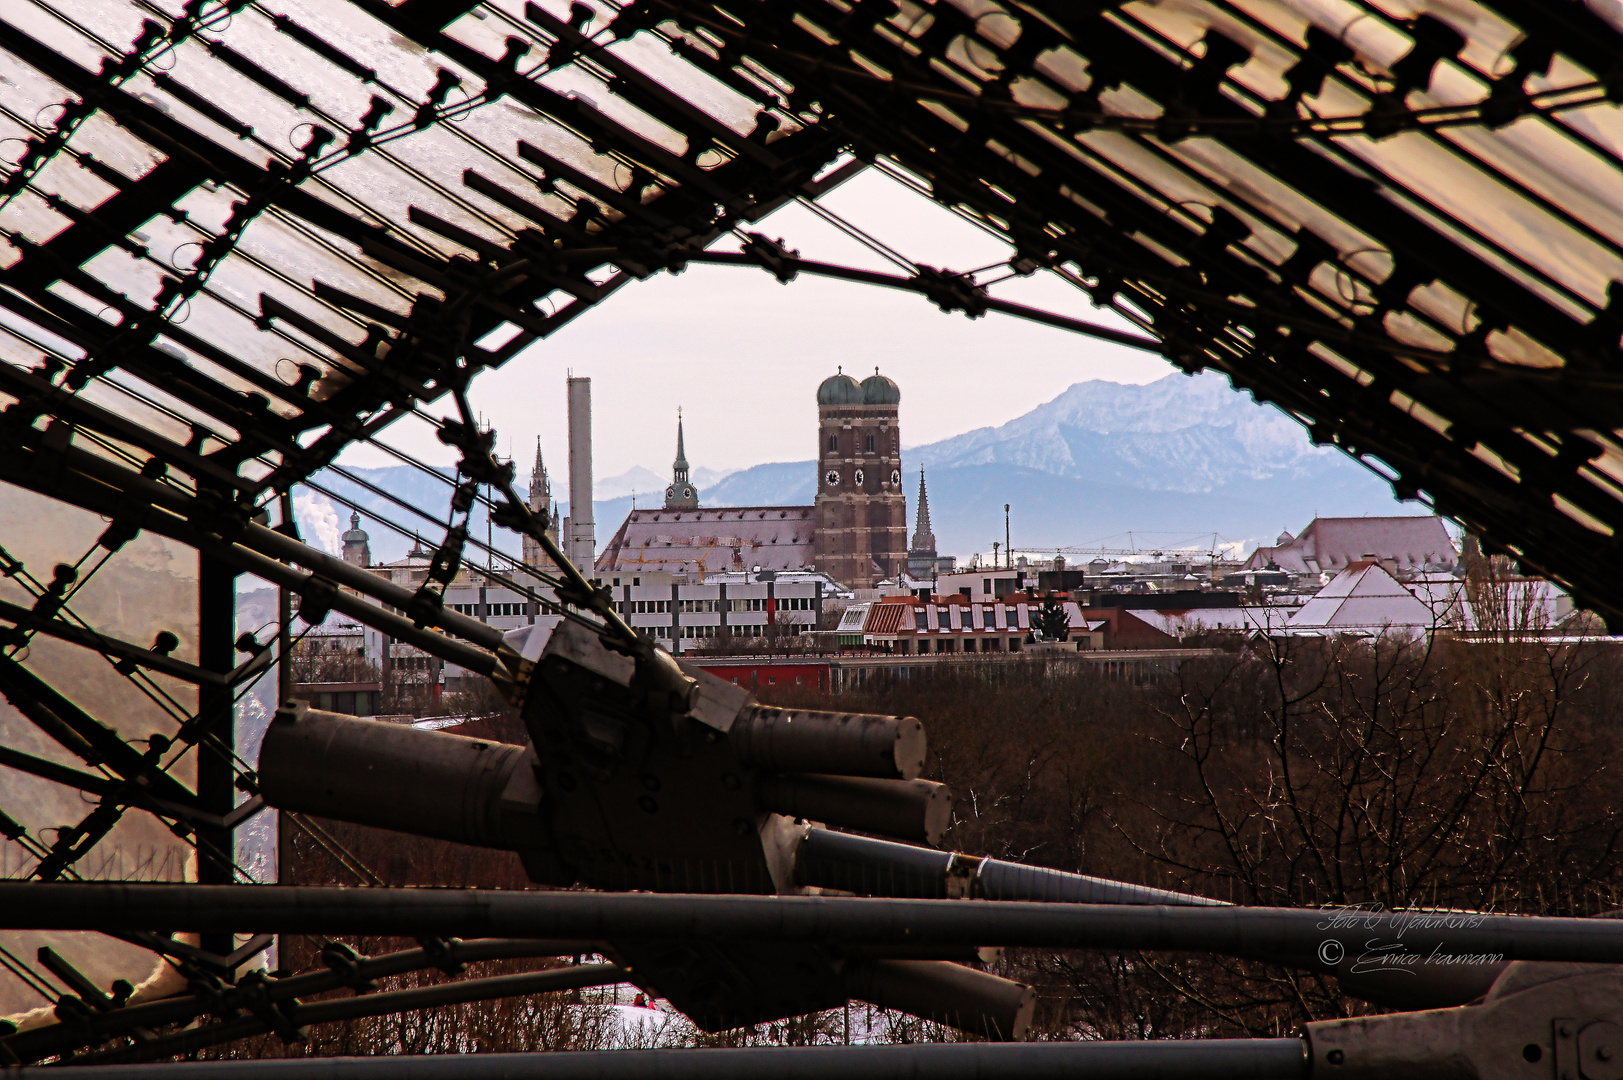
1287 562 1437 635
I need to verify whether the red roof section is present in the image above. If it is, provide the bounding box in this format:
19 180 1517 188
864 604 908 635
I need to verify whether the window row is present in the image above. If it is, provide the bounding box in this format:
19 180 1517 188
676 623 814 639
448 601 557 617
912 607 1025 630
826 432 894 454
617 597 818 614
615 600 672 614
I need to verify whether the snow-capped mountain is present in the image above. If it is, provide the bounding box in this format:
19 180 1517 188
596 464 736 502
702 372 1414 556
294 373 1416 565
912 372 1341 492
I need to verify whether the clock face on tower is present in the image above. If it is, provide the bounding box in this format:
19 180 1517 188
890 468 901 485
854 468 865 486
824 469 840 487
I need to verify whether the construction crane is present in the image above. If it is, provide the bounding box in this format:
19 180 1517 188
1009 535 1239 583
1010 533 1229 562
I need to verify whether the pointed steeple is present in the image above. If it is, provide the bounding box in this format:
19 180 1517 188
911 467 936 553
673 408 690 484
664 408 699 509
528 437 551 512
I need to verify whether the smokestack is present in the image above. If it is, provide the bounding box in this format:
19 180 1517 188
567 376 594 574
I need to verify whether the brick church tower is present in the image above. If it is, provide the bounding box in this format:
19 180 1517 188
813 368 908 588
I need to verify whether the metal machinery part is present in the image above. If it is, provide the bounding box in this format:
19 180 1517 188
258 617 1034 1036
8 1038 1312 1080
20 884 1623 968
4 0 1623 1068
9 961 1623 1080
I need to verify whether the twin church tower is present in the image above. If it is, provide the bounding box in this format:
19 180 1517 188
810 368 908 588
588 369 917 588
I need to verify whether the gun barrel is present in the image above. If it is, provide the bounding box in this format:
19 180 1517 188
758 776 951 846
730 707 925 779
842 959 1035 1042
794 829 1224 906
258 705 545 851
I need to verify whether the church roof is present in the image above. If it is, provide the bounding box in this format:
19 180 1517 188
673 414 690 473
1241 516 1457 574
816 372 861 406
861 370 900 406
911 467 936 553
596 506 817 575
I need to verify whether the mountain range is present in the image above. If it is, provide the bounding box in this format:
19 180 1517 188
294 372 1416 565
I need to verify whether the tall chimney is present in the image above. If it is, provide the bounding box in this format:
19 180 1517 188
567 376 594 574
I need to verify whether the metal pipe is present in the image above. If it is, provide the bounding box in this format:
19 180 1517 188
730 706 926 779
258 706 546 851
14 422 506 649
0 436 503 678
3 939 600 1063
794 829 1225 906
195 537 501 679
759 777 950 846
69 964 627 1066
0 596 225 685
8 1038 1307 1080
235 519 507 653
841 959 1033 1041
685 252 1166 353
0 884 1611 966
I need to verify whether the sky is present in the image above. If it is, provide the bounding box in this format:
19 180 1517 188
334 165 1174 481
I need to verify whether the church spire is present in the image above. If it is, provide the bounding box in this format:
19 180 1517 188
528 437 551 512
664 408 700 509
911 467 936 553
672 408 690 484
521 438 558 571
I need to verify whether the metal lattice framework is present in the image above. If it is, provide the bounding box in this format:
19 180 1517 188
5 0 1623 1070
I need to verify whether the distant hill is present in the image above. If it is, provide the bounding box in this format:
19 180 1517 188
706 462 817 507
596 464 735 502
291 465 633 565
699 372 1415 557
295 373 1418 564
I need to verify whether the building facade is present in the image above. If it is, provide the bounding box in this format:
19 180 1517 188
599 370 913 590
521 438 560 570
608 571 825 652
836 596 1104 653
341 512 371 566
812 369 908 589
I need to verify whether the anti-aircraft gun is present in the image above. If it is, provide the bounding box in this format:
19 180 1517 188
251 404 1504 1036
261 613 1199 1036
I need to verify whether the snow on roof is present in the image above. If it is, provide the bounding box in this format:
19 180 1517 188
596 506 816 576
1242 516 1457 574
1136 607 1295 637
1285 562 1437 634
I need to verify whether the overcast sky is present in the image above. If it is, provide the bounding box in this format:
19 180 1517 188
337 166 1174 481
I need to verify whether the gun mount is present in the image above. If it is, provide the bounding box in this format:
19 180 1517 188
261 618 1032 1036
